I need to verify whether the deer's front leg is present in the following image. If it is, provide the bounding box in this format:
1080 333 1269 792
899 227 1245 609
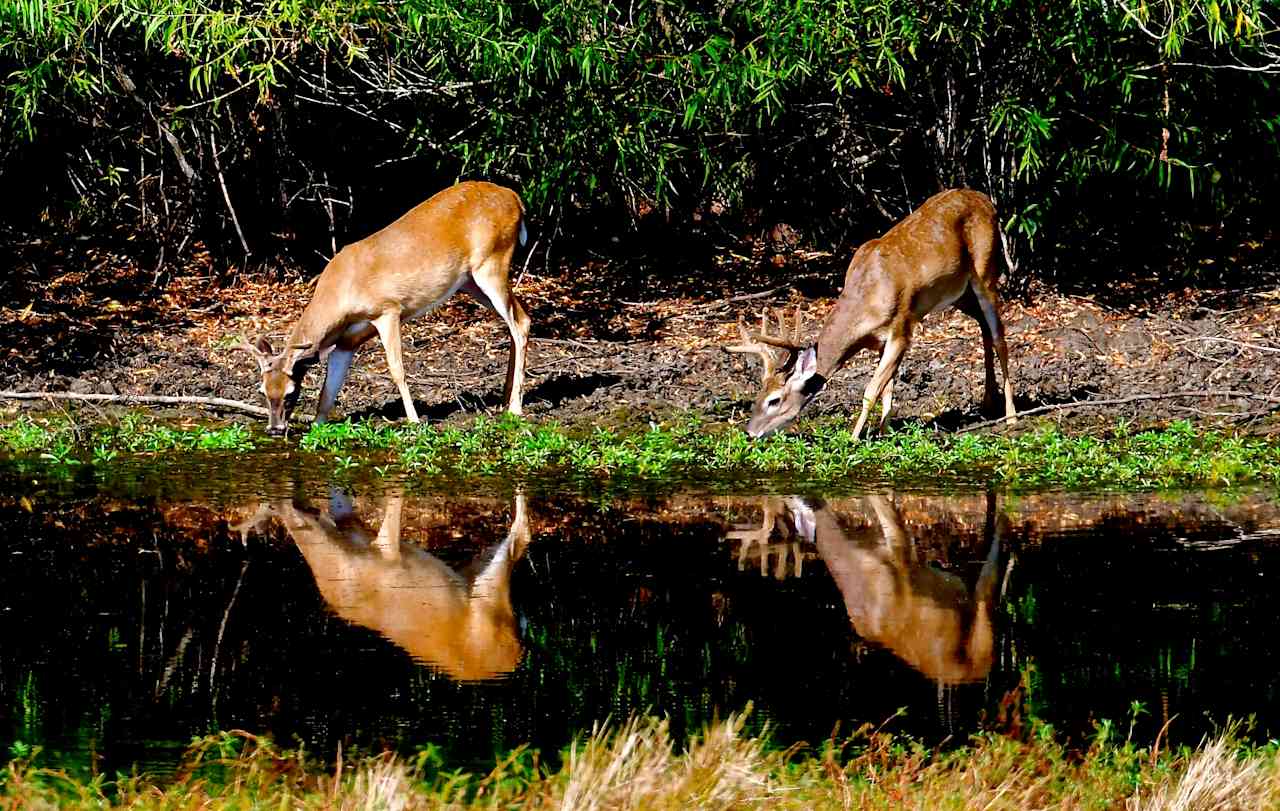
372 312 420 423
877 374 896 434
852 334 908 439
316 346 355 424
371 491 404 562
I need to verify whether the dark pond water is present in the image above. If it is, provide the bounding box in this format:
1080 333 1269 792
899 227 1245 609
2 459 1279 777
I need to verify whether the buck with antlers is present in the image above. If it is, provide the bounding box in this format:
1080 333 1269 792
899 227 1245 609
786 493 1005 687
235 181 531 435
728 189 1017 438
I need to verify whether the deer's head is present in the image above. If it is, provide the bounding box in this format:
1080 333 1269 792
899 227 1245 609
234 336 311 436
727 307 824 438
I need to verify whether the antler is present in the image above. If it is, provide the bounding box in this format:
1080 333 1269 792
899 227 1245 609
232 336 262 356
725 496 810 579
231 335 273 372
725 304 805 380
229 502 275 546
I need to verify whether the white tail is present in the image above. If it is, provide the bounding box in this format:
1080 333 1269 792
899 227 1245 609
728 189 1016 438
235 181 531 435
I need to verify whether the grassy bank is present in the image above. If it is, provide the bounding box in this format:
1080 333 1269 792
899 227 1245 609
5 709 1278 809
1 410 1279 489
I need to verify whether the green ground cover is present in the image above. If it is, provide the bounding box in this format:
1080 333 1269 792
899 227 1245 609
1 411 1277 490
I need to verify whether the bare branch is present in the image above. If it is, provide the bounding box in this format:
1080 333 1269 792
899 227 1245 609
959 390 1280 433
0 390 278 419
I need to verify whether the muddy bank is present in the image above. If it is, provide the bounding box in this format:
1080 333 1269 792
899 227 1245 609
4 257 1279 433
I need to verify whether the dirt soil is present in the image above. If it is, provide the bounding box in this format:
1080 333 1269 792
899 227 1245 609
3 246 1280 434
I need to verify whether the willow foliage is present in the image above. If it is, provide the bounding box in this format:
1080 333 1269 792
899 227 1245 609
1 0 1276 279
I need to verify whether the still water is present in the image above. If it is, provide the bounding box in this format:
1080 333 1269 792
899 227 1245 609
2 460 1279 776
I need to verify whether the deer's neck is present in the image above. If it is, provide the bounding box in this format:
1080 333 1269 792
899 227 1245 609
285 282 346 359
813 294 876 377
813 328 847 378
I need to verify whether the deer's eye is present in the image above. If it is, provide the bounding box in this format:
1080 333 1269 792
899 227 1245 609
764 395 781 411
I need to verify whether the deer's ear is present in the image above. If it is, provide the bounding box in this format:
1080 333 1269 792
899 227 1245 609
786 497 818 543
254 336 275 357
792 347 817 382
282 343 313 375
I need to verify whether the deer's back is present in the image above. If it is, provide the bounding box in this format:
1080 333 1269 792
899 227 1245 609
840 189 998 320
311 181 523 320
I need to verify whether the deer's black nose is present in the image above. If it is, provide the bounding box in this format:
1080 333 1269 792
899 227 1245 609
267 425 287 437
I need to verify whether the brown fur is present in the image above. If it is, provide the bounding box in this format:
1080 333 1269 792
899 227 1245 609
797 494 1001 686
237 181 531 434
739 189 1017 438
267 492 532 682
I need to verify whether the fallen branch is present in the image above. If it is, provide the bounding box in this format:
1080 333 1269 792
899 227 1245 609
958 390 1280 433
1177 336 1280 354
0 390 268 418
623 285 793 313
701 284 793 310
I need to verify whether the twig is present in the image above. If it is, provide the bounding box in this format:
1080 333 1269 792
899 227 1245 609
515 237 540 287
624 285 792 311
115 67 197 183
958 390 1280 433
209 559 249 714
210 131 250 256
1170 405 1264 419
0 390 270 418
701 283 788 309
1177 336 1280 354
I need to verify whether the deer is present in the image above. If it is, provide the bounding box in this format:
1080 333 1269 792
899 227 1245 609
234 180 532 436
727 189 1016 439
724 495 814 579
783 493 1006 689
252 488 533 682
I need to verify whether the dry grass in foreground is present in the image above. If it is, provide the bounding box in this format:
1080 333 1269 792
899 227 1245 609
4 710 1279 810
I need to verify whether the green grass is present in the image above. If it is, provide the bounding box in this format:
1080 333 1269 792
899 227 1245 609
2 410 1279 490
3 705 1278 809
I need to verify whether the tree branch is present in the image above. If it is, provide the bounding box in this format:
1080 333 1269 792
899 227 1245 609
0 391 270 418
210 130 250 255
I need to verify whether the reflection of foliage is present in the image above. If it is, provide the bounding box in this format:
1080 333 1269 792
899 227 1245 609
2 0 1277 279
18 672 39 743
1002 518 1280 744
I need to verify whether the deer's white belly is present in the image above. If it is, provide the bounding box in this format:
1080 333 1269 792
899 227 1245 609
405 274 468 322
912 273 969 319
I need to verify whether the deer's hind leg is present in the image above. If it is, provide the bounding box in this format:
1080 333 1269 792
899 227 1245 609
956 291 999 416
467 255 531 416
964 220 1016 422
965 277 1016 423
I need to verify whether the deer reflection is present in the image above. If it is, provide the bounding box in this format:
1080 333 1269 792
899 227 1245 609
730 494 1004 687
725 496 814 579
254 490 531 682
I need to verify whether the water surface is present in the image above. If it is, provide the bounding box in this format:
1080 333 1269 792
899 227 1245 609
2 461 1278 776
